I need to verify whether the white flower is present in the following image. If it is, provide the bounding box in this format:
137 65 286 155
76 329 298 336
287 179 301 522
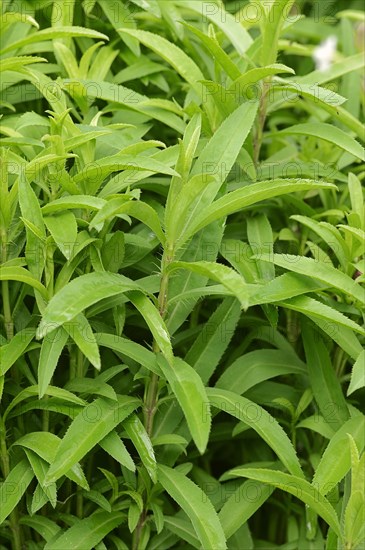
313 35 338 71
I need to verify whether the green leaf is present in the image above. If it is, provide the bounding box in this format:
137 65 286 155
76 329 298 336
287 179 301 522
274 123 365 161
312 415 365 495
44 212 78 260
222 468 341 537
0 328 36 376
44 511 124 550
5 387 86 422
0 266 48 298
0 26 109 55
44 396 139 484
117 29 205 100
99 430 135 472
90 200 165 245
0 459 34 524
180 180 336 247
36 273 142 338
249 273 326 305
63 79 185 133
177 1 252 54
72 154 178 194
182 23 240 81
65 378 117 401
259 254 365 306
302 323 349 430
158 356 211 454
19 516 60 543
207 388 303 478
23 448 57 508
229 64 295 96
347 351 365 395
38 326 69 398
216 349 305 395
42 195 106 214
261 0 295 65
184 100 259 226
185 297 241 384
219 479 274 539
0 56 47 72
128 291 173 365
278 295 365 337
165 174 216 245
295 52 365 86
157 464 227 550
124 414 157 482
167 261 249 310
64 314 101 370
247 214 275 281
96 333 160 376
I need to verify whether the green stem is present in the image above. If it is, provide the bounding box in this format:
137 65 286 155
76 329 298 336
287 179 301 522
76 347 84 379
76 488 83 518
0 419 22 550
134 247 173 549
1 280 13 340
253 80 270 166
1 233 13 340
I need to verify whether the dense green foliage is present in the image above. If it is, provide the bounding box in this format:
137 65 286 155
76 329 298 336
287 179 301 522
0 0 364 548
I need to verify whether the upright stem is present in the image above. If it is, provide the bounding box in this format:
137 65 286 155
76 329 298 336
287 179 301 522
1 232 13 340
253 80 271 166
1 280 13 340
0 420 22 550
143 267 171 436
133 247 173 550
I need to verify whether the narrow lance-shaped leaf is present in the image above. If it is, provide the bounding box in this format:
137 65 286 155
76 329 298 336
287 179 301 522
44 396 139 484
64 313 101 370
99 430 135 472
44 511 124 550
123 414 157 482
182 100 259 233
0 266 48 299
117 28 205 100
38 326 69 398
0 328 36 376
221 468 341 537
273 123 365 161
0 459 34 524
128 291 173 365
36 272 142 338
302 322 350 430
0 26 109 55
12 431 89 490
43 212 78 260
261 0 296 65
179 180 336 248
167 261 250 310
157 464 227 550
207 387 303 478
347 350 365 395
259 254 365 306
90 200 165 245
176 0 252 54
312 415 365 495
158 356 211 454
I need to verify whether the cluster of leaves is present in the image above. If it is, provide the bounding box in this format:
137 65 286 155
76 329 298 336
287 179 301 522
0 0 364 548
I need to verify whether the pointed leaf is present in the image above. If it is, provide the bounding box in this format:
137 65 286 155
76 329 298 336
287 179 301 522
158 356 211 454
157 464 227 550
45 396 139 484
37 273 142 338
222 468 341 537
207 388 303 478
